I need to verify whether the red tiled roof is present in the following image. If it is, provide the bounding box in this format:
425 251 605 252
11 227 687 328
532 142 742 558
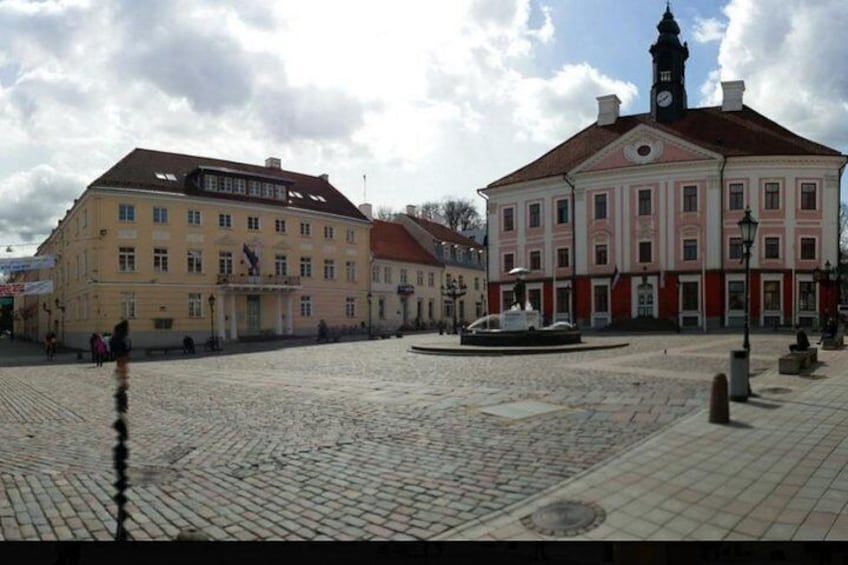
403 215 485 248
89 148 368 221
370 220 441 266
488 105 844 188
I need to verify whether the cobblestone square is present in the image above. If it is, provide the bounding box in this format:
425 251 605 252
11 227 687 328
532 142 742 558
0 332 794 540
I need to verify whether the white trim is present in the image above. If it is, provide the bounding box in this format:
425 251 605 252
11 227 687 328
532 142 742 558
526 281 544 314
590 278 611 328
759 273 783 326
630 275 658 318
553 279 573 322
678 273 702 328
725 273 746 327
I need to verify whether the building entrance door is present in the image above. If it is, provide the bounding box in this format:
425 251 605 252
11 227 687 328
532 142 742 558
247 295 261 334
401 297 409 326
637 283 654 317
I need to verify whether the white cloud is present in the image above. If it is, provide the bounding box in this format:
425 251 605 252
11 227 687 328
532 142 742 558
700 0 848 150
692 17 726 43
0 0 636 248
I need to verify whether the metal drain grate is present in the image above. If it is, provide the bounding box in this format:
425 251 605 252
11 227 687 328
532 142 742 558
521 500 605 537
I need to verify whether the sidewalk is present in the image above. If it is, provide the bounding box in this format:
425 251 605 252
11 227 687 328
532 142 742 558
436 347 848 541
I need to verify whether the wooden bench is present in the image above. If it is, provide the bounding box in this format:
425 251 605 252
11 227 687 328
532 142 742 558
779 347 818 375
822 333 844 350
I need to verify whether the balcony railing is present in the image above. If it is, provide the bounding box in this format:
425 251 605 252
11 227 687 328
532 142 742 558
216 273 301 287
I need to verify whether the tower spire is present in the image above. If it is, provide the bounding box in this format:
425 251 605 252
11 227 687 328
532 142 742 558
649 5 689 122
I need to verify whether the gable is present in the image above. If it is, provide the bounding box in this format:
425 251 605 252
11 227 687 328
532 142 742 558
578 126 717 173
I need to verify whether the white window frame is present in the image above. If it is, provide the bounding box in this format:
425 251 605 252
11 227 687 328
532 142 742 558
188 293 202 318
187 250 203 274
300 296 312 317
118 247 136 272
153 248 168 273
120 292 136 319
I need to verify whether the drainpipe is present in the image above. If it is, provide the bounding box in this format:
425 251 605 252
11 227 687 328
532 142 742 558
836 160 846 308
477 188 490 329
718 157 726 329
563 173 577 325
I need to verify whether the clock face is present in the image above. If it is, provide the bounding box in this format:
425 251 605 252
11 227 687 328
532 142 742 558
656 90 673 108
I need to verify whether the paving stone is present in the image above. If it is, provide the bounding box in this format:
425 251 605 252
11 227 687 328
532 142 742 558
0 335 788 542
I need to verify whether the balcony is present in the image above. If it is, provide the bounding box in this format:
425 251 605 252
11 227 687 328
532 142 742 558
216 273 302 291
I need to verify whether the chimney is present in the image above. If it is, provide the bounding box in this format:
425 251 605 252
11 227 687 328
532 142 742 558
406 205 417 217
721 80 745 112
596 94 621 126
265 157 281 169
319 173 329 182
359 203 373 220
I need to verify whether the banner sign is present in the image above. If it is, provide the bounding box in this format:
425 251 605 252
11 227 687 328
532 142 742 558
0 255 55 273
0 280 54 296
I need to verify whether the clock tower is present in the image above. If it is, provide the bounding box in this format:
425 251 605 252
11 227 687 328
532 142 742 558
650 5 688 123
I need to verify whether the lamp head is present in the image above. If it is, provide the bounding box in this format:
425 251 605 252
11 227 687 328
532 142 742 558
737 207 758 245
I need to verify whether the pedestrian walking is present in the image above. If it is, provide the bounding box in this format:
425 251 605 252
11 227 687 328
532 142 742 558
94 333 108 367
44 331 57 361
89 332 98 363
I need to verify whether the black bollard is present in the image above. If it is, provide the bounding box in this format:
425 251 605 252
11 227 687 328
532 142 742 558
111 320 131 541
709 373 729 424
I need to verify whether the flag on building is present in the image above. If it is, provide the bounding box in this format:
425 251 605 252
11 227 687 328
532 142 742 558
611 265 621 289
243 243 260 275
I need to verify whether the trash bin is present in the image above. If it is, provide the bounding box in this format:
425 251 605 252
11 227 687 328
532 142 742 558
729 349 749 402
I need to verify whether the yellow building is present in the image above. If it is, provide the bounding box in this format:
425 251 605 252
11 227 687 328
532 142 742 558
21 148 371 349
394 210 487 329
368 218 443 331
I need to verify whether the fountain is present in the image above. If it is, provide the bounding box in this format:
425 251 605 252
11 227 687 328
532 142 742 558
460 268 582 347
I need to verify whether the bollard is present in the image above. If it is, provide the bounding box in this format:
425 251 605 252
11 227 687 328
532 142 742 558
709 373 729 424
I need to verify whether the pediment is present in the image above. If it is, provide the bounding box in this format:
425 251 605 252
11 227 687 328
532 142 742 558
576 124 720 174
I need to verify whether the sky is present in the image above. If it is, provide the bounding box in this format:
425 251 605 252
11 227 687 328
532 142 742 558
1 0 847 257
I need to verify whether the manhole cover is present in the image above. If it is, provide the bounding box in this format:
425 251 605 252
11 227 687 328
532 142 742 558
759 387 793 395
521 500 605 537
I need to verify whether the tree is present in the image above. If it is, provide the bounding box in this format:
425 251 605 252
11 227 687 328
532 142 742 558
441 198 482 231
376 206 395 221
418 201 441 221
840 201 848 261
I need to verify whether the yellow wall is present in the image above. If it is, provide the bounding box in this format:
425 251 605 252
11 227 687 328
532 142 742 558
24 187 372 348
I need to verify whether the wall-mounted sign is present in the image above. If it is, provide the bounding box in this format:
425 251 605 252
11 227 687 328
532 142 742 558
0 255 55 273
397 284 415 296
0 280 54 296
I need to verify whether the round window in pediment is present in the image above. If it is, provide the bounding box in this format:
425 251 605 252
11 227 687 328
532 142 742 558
637 144 652 157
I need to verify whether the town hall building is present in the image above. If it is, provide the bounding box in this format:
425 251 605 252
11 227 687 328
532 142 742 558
481 6 846 330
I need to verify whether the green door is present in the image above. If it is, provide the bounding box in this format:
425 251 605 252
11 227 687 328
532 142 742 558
247 295 261 334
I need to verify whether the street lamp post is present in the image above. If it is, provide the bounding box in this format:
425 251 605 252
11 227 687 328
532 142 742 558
440 276 467 334
813 260 839 326
208 294 217 350
738 207 759 353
